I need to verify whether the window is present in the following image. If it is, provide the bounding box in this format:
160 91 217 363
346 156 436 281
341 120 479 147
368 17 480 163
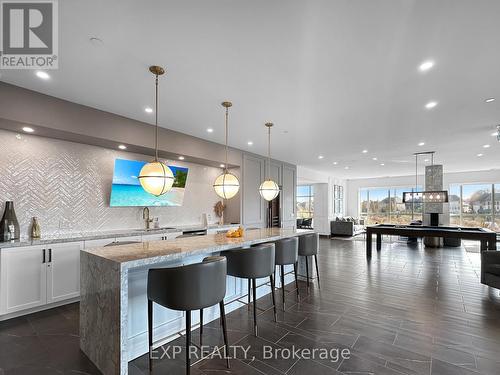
449 183 499 232
297 185 314 219
359 186 422 225
333 185 344 216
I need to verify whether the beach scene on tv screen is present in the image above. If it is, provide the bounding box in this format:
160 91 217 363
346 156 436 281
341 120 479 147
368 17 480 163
110 159 188 207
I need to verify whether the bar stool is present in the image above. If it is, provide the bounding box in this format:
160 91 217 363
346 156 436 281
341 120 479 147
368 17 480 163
298 233 320 289
274 237 299 310
222 243 277 336
147 256 229 375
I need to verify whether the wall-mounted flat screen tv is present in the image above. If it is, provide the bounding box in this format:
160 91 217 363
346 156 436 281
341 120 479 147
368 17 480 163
110 158 189 207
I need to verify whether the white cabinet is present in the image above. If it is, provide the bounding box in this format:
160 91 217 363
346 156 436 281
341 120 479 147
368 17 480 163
242 154 266 227
46 242 82 303
0 242 83 316
0 245 47 314
142 232 181 242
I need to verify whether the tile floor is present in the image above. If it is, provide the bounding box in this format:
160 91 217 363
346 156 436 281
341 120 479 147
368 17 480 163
1 238 500 375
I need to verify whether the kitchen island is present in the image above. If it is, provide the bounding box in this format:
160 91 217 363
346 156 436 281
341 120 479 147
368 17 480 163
80 227 313 375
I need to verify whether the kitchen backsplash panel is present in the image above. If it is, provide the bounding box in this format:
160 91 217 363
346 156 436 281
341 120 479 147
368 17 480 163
0 129 224 238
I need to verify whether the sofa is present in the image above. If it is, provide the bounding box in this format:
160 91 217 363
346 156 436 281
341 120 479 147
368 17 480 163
330 218 365 237
481 250 500 289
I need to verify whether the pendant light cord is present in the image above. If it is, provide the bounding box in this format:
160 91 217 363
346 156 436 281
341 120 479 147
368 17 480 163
267 125 271 179
154 73 159 161
225 106 229 172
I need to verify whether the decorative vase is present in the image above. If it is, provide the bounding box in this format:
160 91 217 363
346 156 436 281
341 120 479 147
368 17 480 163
0 201 20 241
31 217 41 239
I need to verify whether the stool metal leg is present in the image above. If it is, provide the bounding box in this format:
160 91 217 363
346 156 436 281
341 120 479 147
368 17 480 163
199 309 203 347
293 262 300 299
148 299 153 371
305 256 310 289
186 310 191 375
280 265 286 311
247 279 251 310
270 274 277 322
314 254 320 289
252 278 258 336
219 301 231 369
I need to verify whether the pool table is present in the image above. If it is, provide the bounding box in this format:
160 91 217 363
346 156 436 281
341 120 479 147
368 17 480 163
366 224 497 257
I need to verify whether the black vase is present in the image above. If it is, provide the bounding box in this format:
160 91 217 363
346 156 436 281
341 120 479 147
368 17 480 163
0 201 20 241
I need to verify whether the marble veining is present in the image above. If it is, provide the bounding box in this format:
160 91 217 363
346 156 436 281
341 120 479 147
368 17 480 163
80 228 312 375
83 228 312 268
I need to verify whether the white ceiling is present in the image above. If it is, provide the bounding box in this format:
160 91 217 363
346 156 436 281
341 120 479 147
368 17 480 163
1 0 500 179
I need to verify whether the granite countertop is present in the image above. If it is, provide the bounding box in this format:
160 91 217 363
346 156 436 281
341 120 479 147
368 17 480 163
83 228 313 270
0 223 240 249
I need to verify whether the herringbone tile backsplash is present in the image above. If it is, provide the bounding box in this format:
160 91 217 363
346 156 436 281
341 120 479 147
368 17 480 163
0 130 223 238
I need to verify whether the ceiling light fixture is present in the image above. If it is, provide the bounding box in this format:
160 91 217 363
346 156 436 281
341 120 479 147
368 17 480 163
380 163 385 166
247 141 253 146
220 164 225 168
22 127 34 133
333 161 338 165
213 102 240 200
145 107 153 113
419 60 434 72
178 156 185 160
425 101 438 109
318 155 324 159
418 142 425 146
137 66 175 196
483 144 491 148
485 98 495 103
362 150 368 153
259 123 280 202
118 145 127 150
372 157 378 161
207 128 214 133
35 71 50 80
477 153 484 157
344 166 349 170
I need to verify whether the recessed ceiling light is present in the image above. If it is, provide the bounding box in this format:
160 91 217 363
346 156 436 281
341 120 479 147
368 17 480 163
118 145 127 150
425 101 438 109
380 163 385 166
419 60 434 72
418 142 425 146
220 164 225 168
333 161 338 165
22 127 34 133
477 153 484 157
178 156 185 160
492 131 498 136
344 166 349 170
483 144 491 148
372 157 378 161
318 155 324 159
485 98 495 103
207 128 214 133
424 159 430 162
145 107 153 113
35 71 50 80
362 149 368 153
247 141 253 146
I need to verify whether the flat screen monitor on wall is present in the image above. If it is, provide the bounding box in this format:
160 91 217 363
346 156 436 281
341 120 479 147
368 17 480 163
110 158 189 207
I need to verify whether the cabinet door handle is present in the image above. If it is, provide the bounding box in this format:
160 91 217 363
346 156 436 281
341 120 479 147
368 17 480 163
42 249 46 263
48 248 52 262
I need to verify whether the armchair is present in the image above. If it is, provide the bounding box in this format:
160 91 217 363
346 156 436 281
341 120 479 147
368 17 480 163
481 251 500 289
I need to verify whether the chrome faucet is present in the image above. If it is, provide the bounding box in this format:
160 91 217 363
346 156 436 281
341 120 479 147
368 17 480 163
143 207 152 230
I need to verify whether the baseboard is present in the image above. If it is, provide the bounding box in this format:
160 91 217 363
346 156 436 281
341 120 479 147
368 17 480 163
0 297 80 321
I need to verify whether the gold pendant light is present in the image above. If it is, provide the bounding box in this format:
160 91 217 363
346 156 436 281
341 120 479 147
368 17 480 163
259 122 280 201
213 101 240 200
138 66 175 196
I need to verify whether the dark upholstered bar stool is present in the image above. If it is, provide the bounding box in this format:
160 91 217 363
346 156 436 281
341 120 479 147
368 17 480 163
298 233 320 289
274 237 299 310
147 256 229 375
222 244 277 336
